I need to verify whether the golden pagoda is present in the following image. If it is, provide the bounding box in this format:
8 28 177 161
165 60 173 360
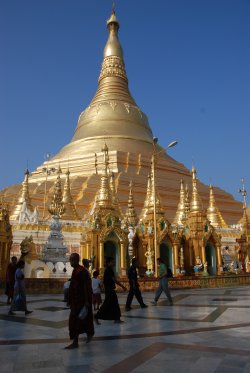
0 6 246 281
0 6 242 226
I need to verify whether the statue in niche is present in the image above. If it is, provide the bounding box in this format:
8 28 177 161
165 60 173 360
145 247 154 275
193 256 203 274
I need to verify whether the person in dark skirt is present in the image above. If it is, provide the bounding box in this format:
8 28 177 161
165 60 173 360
65 253 94 349
5 256 17 304
94 257 126 324
125 257 147 311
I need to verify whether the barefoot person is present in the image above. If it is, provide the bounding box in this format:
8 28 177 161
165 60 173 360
65 253 94 349
5 256 17 305
8 260 33 316
151 258 173 306
95 257 126 324
125 258 147 311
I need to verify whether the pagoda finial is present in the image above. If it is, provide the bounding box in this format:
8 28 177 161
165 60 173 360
96 145 114 209
145 161 164 218
239 178 247 210
141 174 151 219
207 185 221 227
184 184 190 217
98 4 128 82
190 166 203 213
109 172 122 215
10 168 34 221
62 169 79 220
48 168 65 217
124 180 138 227
238 179 249 235
173 179 187 225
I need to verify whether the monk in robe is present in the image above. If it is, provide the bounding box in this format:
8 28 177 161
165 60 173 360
65 253 94 349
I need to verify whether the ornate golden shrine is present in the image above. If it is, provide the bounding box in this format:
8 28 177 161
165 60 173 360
0 202 12 280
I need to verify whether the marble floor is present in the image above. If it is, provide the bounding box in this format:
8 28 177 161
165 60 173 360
0 286 250 372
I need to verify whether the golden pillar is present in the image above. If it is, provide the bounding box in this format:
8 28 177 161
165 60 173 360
99 241 104 275
120 241 126 277
201 243 206 264
173 242 179 276
216 244 222 275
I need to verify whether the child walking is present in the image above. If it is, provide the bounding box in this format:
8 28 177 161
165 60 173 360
92 270 102 311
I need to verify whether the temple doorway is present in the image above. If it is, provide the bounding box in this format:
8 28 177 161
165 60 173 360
205 242 217 275
104 232 120 274
160 239 173 270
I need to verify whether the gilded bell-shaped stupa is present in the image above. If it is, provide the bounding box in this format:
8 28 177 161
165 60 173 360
0 6 242 225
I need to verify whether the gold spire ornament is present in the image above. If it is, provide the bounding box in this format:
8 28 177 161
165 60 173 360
10 169 34 221
207 185 227 228
141 174 151 219
190 166 203 213
96 144 114 209
173 179 187 225
184 184 190 217
48 167 65 217
123 181 138 227
147 166 164 217
62 169 79 220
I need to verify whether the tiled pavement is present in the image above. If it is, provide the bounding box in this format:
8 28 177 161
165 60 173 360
0 287 250 372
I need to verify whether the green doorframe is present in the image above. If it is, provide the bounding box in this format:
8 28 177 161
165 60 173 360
104 239 120 274
160 241 173 270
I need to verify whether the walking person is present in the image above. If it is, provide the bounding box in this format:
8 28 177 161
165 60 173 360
8 260 33 316
5 256 17 304
94 257 126 324
65 253 94 349
125 258 147 311
92 270 102 311
151 258 173 306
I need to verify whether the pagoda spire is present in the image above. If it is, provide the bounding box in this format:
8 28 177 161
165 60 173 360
62 169 79 220
10 169 34 221
184 184 190 217
48 166 65 217
173 179 187 225
69 5 153 155
96 144 114 209
124 181 138 227
145 164 164 218
141 174 151 219
190 166 203 213
207 185 227 228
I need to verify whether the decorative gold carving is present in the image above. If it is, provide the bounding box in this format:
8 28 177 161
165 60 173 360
48 167 65 217
124 103 130 113
109 101 117 111
99 56 128 82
